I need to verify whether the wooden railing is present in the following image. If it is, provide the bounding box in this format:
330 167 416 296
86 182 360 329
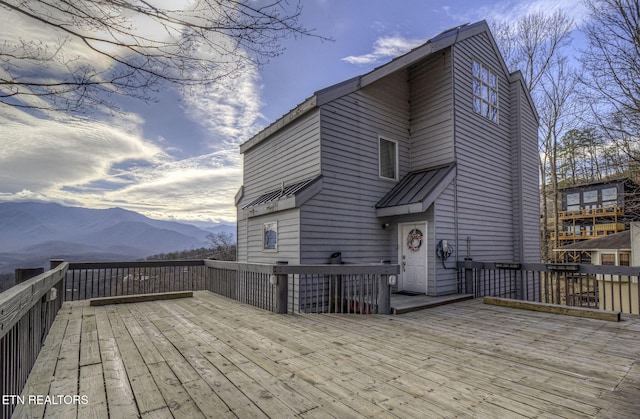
275 263 398 314
0 258 396 415
61 260 398 314
459 261 640 314
204 261 399 314
0 261 67 419
558 206 624 219
64 260 207 301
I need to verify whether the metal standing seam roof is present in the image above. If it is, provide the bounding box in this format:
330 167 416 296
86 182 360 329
376 164 455 209
241 176 320 210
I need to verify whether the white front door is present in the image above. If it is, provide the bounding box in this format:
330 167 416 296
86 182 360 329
399 223 427 294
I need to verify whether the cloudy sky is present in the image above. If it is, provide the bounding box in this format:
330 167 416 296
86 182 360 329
0 0 589 227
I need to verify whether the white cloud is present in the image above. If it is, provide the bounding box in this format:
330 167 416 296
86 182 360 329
0 2 260 224
0 107 242 223
179 36 265 148
342 35 426 65
100 152 242 223
450 0 589 28
0 108 165 192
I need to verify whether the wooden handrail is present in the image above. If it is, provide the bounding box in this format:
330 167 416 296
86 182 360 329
0 261 67 419
559 206 624 218
0 262 68 340
68 260 204 270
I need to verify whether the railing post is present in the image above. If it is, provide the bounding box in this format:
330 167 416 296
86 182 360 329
464 259 474 296
378 275 391 314
275 261 288 314
517 270 524 301
50 259 64 269
15 267 44 284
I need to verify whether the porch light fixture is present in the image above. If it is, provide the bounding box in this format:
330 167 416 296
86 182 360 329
388 275 397 286
269 275 278 285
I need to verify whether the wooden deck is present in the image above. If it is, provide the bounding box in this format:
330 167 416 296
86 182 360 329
14 291 640 418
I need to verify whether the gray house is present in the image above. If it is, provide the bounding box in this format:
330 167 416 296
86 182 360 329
235 20 540 296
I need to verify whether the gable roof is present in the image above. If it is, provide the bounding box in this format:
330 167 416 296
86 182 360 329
375 164 456 217
556 230 631 251
241 20 526 154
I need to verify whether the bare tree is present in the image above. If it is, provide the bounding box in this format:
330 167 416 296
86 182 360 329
538 58 580 259
580 0 640 165
207 231 236 261
0 0 325 113
493 11 574 93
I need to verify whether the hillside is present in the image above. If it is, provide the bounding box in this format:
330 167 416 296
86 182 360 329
0 202 235 274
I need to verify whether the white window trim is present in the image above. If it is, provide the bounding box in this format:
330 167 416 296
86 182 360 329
263 221 278 252
378 136 399 181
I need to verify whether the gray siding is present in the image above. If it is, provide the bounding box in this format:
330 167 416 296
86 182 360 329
452 33 517 262
300 71 411 264
513 76 541 262
243 209 300 263
237 22 540 292
433 182 458 294
409 49 455 170
237 109 321 262
237 217 248 262
408 48 457 294
240 109 321 206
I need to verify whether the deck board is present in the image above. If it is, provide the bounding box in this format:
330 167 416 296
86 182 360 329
15 291 640 418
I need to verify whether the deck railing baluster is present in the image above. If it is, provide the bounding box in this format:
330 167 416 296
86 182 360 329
456 261 640 315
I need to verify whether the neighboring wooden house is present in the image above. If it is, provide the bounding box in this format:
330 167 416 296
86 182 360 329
235 21 540 296
557 223 640 313
553 177 639 262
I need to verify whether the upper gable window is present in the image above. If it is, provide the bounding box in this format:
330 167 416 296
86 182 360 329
472 59 498 123
379 137 398 180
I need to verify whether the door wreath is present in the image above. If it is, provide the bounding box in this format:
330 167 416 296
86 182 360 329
406 229 423 251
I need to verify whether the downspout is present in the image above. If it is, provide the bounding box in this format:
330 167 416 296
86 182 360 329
451 44 460 284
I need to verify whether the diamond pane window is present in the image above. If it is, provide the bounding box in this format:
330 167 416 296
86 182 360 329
472 60 481 78
472 59 499 123
473 97 482 113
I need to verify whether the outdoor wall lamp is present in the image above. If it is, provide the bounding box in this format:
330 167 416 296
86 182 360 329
388 275 397 286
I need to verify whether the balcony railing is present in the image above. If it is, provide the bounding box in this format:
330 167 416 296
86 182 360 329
551 223 627 241
558 206 624 219
459 261 640 314
6 257 640 418
0 261 66 419
62 260 398 314
1 259 398 417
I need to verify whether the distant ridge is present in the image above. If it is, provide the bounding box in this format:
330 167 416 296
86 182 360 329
0 201 235 273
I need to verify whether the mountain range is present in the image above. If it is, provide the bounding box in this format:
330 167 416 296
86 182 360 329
0 202 235 273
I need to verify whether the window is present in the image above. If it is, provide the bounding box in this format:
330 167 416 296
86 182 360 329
567 193 580 206
601 254 615 266
602 187 617 208
583 190 597 203
472 59 498 123
620 253 630 266
379 137 398 180
263 222 277 251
